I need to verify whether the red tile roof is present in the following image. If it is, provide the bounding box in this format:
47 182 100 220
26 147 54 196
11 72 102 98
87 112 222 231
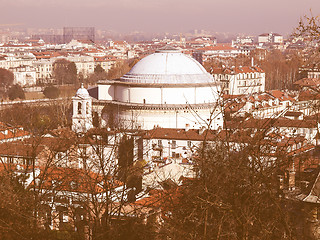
0 122 30 142
197 44 237 51
143 128 218 142
294 78 320 87
30 167 110 194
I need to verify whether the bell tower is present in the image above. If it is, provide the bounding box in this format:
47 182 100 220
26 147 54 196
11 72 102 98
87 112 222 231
72 84 93 133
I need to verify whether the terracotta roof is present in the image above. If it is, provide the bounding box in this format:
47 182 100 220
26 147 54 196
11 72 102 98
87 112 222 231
197 44 237 51
143 128 218 142
269 90 295 102
226 118 317 130
31 51 61 59
0 122 30 141
211 66 264 74
94 56 117 62
0 142 45 157
294 78 320 87
224 101 246 113
134 188 181 211
30 167 110 194
284 111 303 117
234 66 264 74
298 90 320 101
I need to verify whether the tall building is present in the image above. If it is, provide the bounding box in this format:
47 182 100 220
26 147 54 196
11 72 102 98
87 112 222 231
63 27 95 43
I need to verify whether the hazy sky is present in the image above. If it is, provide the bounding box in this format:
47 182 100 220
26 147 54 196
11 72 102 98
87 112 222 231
1 0 320 35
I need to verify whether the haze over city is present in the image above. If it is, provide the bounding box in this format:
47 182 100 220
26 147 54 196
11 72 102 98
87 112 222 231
2 0 320 238
1 0 320 34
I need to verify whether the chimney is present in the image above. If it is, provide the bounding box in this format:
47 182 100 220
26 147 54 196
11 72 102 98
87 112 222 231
199 126 206 135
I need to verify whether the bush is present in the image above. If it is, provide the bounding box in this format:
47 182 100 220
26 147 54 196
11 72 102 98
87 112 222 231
53 59 77 85
43 85 60 99
8 84 25 100
0 68 14 88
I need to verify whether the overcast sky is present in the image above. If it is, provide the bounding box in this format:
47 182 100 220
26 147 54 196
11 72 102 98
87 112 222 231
1 0 320 35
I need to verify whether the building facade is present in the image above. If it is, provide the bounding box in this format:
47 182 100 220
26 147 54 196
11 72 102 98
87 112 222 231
211 66 265 95
73 47 223 131
91 47 223 130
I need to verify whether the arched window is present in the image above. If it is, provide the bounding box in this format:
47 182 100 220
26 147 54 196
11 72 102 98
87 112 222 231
86 102 89 114
78 102 82 115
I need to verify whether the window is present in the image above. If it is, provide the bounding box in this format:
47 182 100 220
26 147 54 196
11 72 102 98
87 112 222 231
86 103 89 114
63 213 69 223
78 102 82 115
171 140 177 149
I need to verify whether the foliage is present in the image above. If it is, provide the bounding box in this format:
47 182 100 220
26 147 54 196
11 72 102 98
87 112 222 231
0 68 14 89
43 85 60 99
86 65 107 85
106 59 139 80
294 11 320 44
257 50 302 90
53 59 78 85
0 172 36 240
7 84 25 100
165 133 296 239
0 102 71 134
293 11 320 71
204 49 303 90
94 64 105 74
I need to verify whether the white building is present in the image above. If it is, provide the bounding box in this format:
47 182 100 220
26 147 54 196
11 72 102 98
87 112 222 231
11 65 37 86
65 55 95 78
72 84 93 133
85 47 223 130
211 66 265 95
0 52 35 70
258 33 283 45
197 45 244 60
224 90 295 119
33 59 54 83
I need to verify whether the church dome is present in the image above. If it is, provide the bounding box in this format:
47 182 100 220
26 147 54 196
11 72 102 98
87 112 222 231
120 47 214 84
76 83 90 98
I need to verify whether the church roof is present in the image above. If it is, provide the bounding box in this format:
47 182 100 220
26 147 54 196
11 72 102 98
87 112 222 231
120 47 215 84
75 83 90 98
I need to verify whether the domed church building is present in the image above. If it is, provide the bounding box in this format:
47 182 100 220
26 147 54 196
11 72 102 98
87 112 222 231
73 47 223 132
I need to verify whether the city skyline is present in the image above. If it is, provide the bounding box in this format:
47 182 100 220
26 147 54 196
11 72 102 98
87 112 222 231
1 0 320 35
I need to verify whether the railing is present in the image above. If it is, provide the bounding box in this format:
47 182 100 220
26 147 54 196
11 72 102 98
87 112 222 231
0 97 70 107
93 99 218 110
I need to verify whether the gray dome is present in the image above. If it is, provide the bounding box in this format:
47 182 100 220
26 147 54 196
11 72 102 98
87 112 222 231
76 84 89 98
120 48 214 84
